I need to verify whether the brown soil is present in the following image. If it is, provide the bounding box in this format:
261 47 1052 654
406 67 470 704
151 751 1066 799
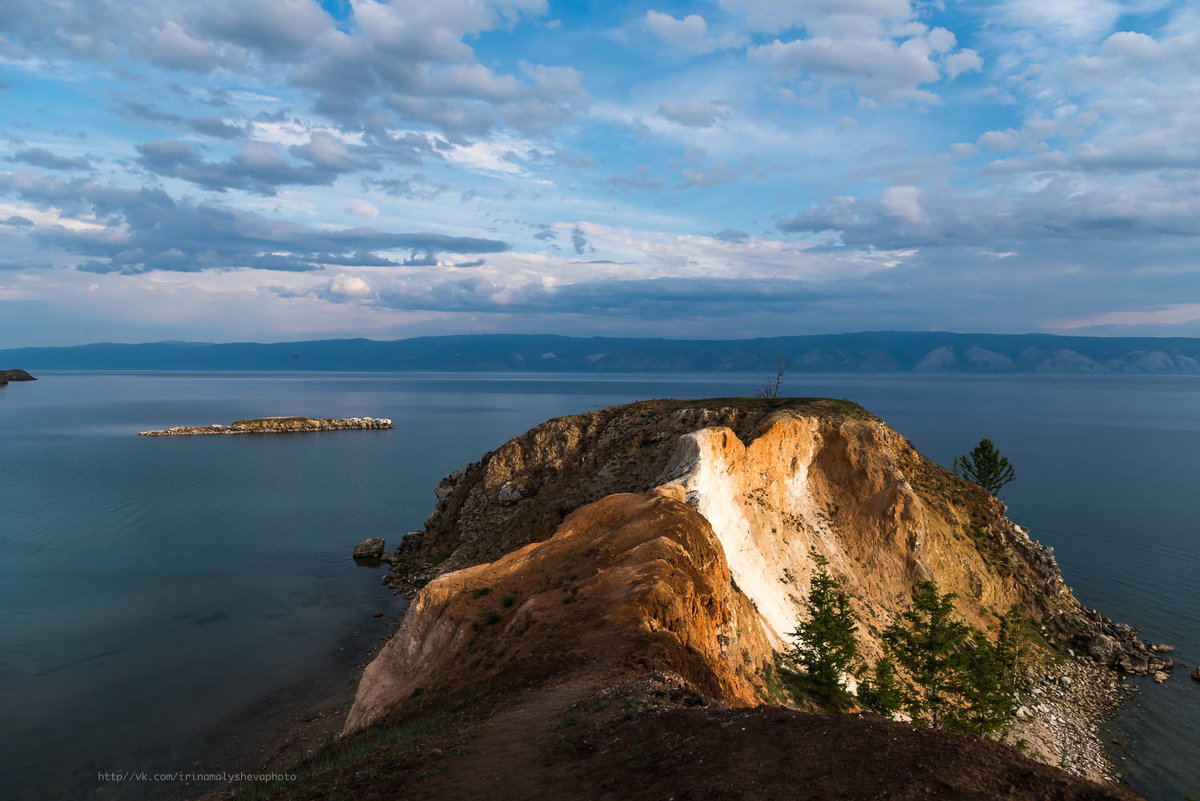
235 678 1141 801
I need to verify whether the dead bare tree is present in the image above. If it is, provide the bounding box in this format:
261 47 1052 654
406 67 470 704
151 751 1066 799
756 352 792 398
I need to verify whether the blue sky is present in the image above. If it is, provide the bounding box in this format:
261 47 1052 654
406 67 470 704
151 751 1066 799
1 0 1198 345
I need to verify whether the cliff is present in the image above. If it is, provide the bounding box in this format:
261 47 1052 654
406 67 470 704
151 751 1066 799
239 399 1153 801
138 416 392 436
386 399 1161 676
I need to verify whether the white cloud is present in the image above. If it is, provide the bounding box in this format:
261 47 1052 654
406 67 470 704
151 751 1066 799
325 274 374 299
753 33 945 103
346 199 380 218
880 185 927 225
978 129 1022 150
945 48 983 79
644 10 747 54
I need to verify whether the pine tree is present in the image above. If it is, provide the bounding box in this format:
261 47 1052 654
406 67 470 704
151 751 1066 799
857 656 904 716
953 607 1025 737
790 552 859 705
882 582 973 729
882 584 1025 739
953 439 1016 497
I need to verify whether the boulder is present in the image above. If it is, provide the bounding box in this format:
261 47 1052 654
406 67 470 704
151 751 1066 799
1191 666 1199 683
434 470 466 502
353 537 386 561
497 481 524 505
1086 634 1122 664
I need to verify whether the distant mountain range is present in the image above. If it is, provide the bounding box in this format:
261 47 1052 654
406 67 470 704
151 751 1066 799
4 332 1200 374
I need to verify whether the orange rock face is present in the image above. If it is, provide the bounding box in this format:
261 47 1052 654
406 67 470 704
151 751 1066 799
345 490 772 732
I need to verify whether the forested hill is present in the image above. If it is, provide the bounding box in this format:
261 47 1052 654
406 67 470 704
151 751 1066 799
4 332 1200 374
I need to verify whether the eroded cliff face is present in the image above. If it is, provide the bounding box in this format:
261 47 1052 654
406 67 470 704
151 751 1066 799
352 398 1164 780
347 488 772 732
386 399 1085 650
653 415 1071 651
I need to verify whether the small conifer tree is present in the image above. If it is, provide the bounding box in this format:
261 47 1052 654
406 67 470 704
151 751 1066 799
954 439 1015 497
790 552 859 705
882 581 972 729
881 582 1024 738
857 656 904 716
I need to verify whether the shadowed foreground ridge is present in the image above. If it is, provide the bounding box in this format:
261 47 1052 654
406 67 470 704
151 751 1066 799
236 398 1149 801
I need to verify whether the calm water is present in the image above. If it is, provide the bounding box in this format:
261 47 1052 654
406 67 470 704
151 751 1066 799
1 372 1196 800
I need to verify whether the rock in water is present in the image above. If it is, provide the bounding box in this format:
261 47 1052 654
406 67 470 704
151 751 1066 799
1 369 36 381
353 538 386 561
1192 666 1199 683
139 416 394 436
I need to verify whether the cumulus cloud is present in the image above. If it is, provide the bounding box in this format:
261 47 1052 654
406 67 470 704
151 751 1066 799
880 185 927 225
945 49 983 79
1 0 580 141
644 10 747 54
729 0 983 104
752 30 950 104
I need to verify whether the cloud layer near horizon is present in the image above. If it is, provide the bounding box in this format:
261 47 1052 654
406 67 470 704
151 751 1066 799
1 0 1199 345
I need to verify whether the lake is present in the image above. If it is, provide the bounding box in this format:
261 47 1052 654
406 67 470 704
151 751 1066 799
0 372 1196 800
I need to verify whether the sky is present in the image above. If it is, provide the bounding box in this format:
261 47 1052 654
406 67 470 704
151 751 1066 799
1 0 1198 346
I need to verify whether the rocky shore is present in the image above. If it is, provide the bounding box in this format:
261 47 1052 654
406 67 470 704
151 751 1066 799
138 416 393 436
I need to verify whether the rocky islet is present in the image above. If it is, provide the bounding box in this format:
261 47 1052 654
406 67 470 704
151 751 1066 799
138 416 393 436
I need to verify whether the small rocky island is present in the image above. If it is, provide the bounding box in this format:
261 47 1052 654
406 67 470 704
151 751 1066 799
138 416 393 436
0 369 37 385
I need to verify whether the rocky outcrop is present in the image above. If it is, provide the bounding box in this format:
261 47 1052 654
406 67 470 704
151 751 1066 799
1 368 36 382
383 398 1155 663
355 398 1164 783
138 416 393 436
352 537 386 561
1080 615 1174 677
